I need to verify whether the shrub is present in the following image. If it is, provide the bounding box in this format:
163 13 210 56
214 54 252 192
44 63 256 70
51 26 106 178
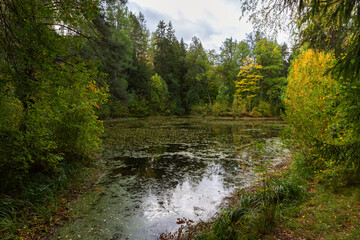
211 101 230 115
284 49 357 184
128 96 151 117
191 103 210 116
254 101 272 117
232 97 247 117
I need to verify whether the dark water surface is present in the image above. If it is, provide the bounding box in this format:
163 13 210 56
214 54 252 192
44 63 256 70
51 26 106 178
53 117 287 240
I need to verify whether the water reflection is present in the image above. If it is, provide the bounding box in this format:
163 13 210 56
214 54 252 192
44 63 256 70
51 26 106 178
53 117 286 240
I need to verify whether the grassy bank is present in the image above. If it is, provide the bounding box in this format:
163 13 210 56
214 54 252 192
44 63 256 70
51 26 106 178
265 182 360 240
161 160 360 240
192 162 307 240
0 158 103 240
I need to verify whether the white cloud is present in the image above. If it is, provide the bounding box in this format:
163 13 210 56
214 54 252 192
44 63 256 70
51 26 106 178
127 0 290 51
127 0 254 51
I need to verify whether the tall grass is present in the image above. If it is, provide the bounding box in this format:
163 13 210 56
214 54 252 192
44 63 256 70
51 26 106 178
195 174 307 240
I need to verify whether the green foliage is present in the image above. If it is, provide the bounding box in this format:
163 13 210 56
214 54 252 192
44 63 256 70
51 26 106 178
253 101 272 117
183 37 212 112
217 83 232 105
0 0 107 189
284 0 360 82
82 3 132 104
149 74 170 114
231 0 360 187
190 104 210 116
128 96 151 117
253 37 287 109
74 4 291 119
232 98 247 117
217 38 251 105
152 21 186 113
98 96 130 119
211 101 231 116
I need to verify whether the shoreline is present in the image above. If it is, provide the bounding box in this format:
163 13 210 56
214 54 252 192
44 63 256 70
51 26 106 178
159 155 292 239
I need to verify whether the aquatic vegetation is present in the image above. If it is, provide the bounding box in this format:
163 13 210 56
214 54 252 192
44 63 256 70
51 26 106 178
53 117 286 239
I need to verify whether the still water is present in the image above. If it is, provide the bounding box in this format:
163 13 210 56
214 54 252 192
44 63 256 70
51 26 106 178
53 117 287 240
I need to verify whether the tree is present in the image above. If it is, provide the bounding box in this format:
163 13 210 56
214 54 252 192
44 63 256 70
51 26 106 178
245 31 265 54
284 49 356 181
217 38 250 105
241 0 360 181
0 0 107 186
80 1 133 119
183 37 212 112
253 37 286 107
240 0 359 84
149 74 169 114
127 12 152 97
234 57 263 113
153 20 170 78
152 20 184 113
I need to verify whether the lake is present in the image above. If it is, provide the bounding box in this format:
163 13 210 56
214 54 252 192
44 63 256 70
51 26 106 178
53 117 287 240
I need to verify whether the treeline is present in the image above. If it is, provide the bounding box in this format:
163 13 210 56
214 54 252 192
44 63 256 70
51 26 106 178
89 1 291 117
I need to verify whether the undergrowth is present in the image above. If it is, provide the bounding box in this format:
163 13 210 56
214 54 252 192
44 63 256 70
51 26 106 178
0 160 100 240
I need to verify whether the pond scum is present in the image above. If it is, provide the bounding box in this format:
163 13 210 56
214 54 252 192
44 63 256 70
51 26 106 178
52 116 287 239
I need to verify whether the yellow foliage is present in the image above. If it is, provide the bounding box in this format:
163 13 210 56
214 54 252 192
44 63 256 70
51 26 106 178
285 49 339 145
285 49 356 183
233 57 263 111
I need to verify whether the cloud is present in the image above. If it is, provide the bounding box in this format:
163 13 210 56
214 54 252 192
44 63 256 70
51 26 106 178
128 3 171 30
128 2 219 48
174 18 220 43
127 0 257 51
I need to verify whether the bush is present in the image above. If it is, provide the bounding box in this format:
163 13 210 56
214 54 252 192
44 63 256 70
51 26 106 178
232 97 247 117
284 49 358 185
253 101 272 117
128 96 151 117
211 101 231 115
149 74 170 114
191 103 210 115
0 61 107 191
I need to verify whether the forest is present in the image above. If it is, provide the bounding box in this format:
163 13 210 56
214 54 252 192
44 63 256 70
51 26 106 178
0 0 359 239
0 0 290 187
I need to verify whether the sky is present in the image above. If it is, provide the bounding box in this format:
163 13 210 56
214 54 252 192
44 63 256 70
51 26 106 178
126 0 256 51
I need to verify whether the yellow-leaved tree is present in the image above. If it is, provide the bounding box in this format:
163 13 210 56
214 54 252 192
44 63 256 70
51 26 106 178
285 49 353 183
233 57 263 115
